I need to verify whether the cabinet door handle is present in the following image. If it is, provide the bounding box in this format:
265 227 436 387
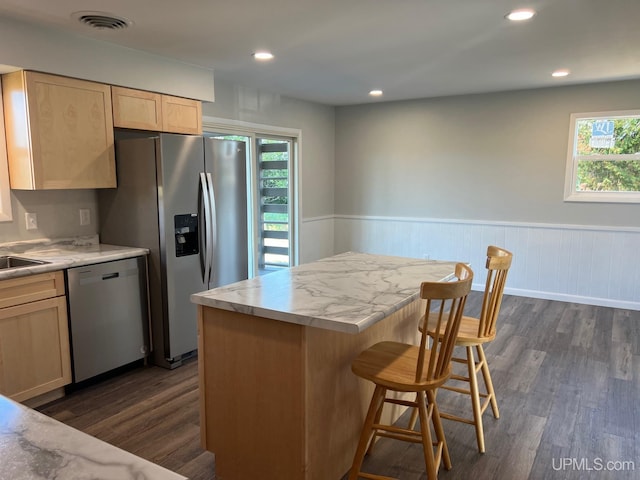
102 272 120 280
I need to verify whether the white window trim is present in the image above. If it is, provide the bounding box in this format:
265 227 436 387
564 109 640 204
0 79 13 222
201 115 301 267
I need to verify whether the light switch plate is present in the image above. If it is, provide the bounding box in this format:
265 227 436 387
25 212 38 230
79 208 91 226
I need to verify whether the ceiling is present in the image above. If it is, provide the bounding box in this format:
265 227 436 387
1 0 639 106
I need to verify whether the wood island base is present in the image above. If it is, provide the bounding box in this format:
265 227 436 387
197 299 424 480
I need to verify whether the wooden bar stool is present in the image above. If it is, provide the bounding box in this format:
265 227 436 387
414 245 512 454
348 263 473 480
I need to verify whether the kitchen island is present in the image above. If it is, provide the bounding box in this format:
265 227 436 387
191 252 459 480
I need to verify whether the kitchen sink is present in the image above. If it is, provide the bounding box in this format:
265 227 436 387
0 255 49 270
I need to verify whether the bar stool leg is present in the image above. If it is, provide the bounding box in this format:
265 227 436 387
365 395 385 455
349 385 386 480
467 346 485 453
406 393 420 430
428 389 451 470
417 391 438 479
477 345 499 418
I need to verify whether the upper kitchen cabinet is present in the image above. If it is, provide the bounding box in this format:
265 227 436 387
161 94 202 134
2 71 116 190
111 86 162 131
112 85 202 134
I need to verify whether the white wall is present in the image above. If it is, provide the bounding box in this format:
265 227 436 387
201 79 336 264
0 15 214 100
335 80 640 225
334 80 640 309
0 190 98 244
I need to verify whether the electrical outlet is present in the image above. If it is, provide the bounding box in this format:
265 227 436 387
25 212 38 230
79 208 91 226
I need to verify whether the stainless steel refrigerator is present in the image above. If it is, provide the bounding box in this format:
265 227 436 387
98 134 248 368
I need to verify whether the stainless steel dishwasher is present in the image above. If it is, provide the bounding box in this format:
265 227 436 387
67 256 149 383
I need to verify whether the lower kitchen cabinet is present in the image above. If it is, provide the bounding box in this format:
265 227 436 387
0 271 71 403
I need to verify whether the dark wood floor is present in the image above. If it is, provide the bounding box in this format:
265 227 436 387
39 355 214 479
39 292 639 479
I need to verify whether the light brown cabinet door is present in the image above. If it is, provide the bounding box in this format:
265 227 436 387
112 86 162 130
112 86 202 134
0 296 71 402
0 270 65 309
161 94 202 134
2 70 116 189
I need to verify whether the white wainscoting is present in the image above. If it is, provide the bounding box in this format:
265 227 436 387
300 215 335 265
334 215 640 311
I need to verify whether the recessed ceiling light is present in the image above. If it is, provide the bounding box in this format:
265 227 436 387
369 89 383 97
253 51 274 61
552 69 570 77
505 9 536 21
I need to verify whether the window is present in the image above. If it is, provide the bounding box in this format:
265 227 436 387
564 110 640 203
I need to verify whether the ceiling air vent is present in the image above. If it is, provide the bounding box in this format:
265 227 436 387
72 12 132 30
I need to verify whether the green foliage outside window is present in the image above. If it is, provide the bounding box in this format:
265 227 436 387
575 117 640 192
260 140 289 232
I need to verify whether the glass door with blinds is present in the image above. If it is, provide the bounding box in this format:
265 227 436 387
207 129 297 277
257 137 292 273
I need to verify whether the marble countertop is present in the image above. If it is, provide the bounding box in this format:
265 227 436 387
191 251 460 334
0 394 186 480
0 236 148 281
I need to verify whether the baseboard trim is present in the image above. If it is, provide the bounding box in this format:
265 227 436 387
504 287 640 311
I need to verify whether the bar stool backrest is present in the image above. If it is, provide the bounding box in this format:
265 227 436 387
417 263 473 384
477 246 513 339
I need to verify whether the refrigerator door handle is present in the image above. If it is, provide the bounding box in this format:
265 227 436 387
206 172 217 285
200 172 213 284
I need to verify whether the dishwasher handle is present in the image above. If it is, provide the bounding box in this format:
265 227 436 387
75 266 138 286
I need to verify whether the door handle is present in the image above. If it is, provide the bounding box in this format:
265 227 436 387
206 172 217 285
200 172 213 284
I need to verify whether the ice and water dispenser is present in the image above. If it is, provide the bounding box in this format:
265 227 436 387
174 214 199 257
